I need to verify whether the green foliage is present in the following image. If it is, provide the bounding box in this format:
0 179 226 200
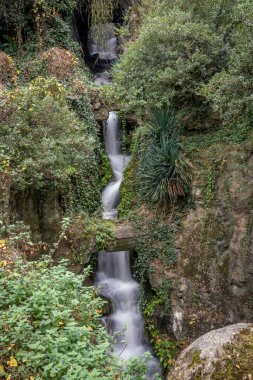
89 0 118 26
100 151 113 189
133 212 177 290
139 109 193 207
0 257 154 380
201 151 223 209
0 77 101 214
144 295 181 372
193 0 253 131
201 2 253 129
0 258 118 379
0 218 45 259
159 0 237 31
118 158 137 218
64 213 115 264
108 5 222 117
0 0 79 53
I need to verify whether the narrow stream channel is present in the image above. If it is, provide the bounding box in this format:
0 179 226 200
90 23 161 378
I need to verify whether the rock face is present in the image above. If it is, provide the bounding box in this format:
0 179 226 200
9 188 62 244
146 144 253 341
168 323 253 380
108 222 135 252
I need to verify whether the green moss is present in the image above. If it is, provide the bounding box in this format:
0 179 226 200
189 350 203 368
213 329 253 380
118 158 138 218
68 214 115 264
100 151 113 189
182 126 251 160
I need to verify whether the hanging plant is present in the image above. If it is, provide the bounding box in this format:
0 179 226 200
89 0 118 26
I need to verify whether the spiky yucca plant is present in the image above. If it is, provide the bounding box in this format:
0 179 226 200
139 109 192 206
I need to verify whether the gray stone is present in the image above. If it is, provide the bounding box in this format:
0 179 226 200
168 323 252 380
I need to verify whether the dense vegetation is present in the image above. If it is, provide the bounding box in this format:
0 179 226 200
109 0 253 130
113 0 253 372
0 257 151 380
1 0 253 378
112 0 253 212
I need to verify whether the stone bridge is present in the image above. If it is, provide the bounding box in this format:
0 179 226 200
53 220 135 273
106 221 135 252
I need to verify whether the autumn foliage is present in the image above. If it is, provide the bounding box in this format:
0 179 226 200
42 48 80 81
0 52 17 88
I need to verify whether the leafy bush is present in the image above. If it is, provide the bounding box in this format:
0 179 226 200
0 258 117 379
0 257 154 380
0 0 79 52
139 109 192 206
0 77 101 213
0 52 17 87
200 1 253 128
144 294 181 372
107 5 223 118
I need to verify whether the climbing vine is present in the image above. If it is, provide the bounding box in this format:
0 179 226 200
143 294 182 372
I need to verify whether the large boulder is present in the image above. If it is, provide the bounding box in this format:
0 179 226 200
168 323 253 380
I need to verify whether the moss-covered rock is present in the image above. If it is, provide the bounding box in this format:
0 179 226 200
168 323 253 380
171 142 253 339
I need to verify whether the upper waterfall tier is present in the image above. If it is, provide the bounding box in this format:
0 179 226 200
89 24 117 61
102 112 130 220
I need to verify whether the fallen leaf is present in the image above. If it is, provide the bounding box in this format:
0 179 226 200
7 356 18 367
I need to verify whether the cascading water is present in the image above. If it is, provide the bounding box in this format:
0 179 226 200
102 111 130 220
91 22 161 379
89 24 118 61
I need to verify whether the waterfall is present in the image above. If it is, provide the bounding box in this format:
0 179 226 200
92 23 161 379
102 111 130 220
89 24 117 61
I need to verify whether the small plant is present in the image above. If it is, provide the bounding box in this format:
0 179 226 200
139 108 193 207
0 51 17 87
0 219 46 261
144 294 182 372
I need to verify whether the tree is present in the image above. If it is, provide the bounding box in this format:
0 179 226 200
201 0 253 128
108 5 223 121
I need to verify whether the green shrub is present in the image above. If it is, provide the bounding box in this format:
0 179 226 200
0 257 154 380
107 5 222 118
0 258 117 379
0 77 101 213
139 109 192 206
0 0 79 52
200 1 253 129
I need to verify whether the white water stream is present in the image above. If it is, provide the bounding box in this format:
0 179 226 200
92 23 161 379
